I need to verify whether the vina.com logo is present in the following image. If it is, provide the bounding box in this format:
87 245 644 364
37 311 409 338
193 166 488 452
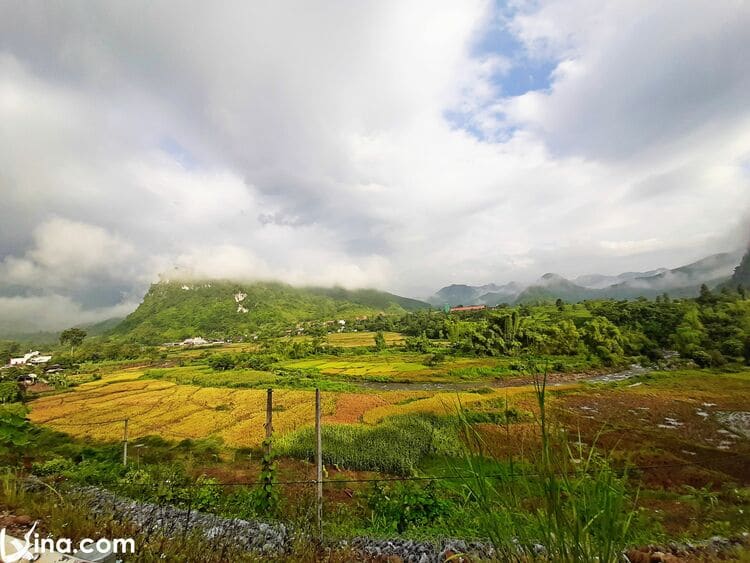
0 521 37 562
0 520 135 562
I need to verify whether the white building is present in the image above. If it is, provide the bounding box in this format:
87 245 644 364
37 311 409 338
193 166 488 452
9 351 52 366
10 351 38 366
182 337 209 346
30 355 52 365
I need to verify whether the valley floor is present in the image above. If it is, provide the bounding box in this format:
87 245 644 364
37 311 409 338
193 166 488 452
2 333 747 560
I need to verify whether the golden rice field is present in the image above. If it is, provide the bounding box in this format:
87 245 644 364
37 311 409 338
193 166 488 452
324 331 405 347
287 331 405 348
28 371 545 448
279 353 510 382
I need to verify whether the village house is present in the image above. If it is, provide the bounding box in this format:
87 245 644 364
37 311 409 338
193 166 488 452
9 351 53 366
449 305 487 313
182 336 209 347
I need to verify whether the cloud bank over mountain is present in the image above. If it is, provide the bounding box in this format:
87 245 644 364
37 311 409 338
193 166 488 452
1 0 749 331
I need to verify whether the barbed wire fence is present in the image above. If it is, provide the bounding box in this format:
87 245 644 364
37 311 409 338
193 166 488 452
31 386 750 541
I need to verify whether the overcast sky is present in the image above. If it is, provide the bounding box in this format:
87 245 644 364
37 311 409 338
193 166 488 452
1 0 749 331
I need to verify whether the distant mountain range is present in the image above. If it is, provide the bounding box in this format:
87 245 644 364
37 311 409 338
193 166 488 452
429 251 744 306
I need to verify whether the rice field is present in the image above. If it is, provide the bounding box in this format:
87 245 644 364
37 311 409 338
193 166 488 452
325 331 405 347
28 374 489 448
144 365 277 388
282 356 429 377
279 353 507 382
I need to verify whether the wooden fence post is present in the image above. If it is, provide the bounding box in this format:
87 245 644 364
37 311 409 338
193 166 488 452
315 388 323 540
265 388 273 457
123 418 129 467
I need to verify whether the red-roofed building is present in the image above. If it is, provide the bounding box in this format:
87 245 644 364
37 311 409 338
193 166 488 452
449 305 486 312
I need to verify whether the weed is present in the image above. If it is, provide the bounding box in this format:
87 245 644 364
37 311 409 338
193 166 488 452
454 364 640 562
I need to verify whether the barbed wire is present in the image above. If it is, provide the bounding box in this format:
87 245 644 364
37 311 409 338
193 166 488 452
90 450 748 489
30 373 750 490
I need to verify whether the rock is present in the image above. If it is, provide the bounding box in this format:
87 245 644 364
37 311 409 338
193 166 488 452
13 515 32 526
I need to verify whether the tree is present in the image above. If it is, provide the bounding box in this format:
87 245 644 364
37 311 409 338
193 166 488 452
0 410 33 465
60 327 87 352
374 331 387 351
697 284 714 305
672 306 706 356
405 332 431 353
208 353 236 371
546 319 580 355
0 341 20 366
581 317 624 365
0 382 22 403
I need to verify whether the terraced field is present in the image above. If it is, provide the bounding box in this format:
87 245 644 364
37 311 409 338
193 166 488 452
280 353 505 382
280 351 595 383
28 370 527 447
323 331 405 347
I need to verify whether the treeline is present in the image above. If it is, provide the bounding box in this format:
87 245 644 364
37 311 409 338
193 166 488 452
354 286 750 367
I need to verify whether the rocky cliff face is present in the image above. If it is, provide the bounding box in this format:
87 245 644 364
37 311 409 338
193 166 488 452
731 248 750 287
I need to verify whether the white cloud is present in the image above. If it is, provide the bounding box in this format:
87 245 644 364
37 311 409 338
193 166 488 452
0 295 139 333
0 0 748 327
0 218 138 289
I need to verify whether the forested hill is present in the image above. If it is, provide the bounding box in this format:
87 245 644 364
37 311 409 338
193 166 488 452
111 280 429 343
731 248 750 288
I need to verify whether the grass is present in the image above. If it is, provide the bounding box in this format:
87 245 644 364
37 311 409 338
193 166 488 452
277 414 461 474
0 470 339 562
454 373 643 562
281 351 595 383
140 365 357 391
556 368 750 491
14 362 750 551
360 385 571 424
281 354 433 378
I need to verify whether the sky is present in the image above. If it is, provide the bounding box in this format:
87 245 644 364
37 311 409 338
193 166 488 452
1 0 749 332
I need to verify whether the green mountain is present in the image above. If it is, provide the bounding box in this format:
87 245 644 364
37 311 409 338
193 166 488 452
111 280 429 343
429 283 519 307
515 273 595 304
78 317 125 336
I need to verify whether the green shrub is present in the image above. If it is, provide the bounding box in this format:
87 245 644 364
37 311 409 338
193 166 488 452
460 406 531 425
31 457 76 476
448 366 500 379
690 350 712 368
192 475 222 511
0 403 28 417
0 411 32 463
207 353 236 371
365 481 454 533
424 352 445 366
709 350 727 367
0 382 22 404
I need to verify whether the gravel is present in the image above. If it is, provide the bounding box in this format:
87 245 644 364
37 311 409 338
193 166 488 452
345 537 494 562
77 486 289 555
75 487 748 561
75 487 498 561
